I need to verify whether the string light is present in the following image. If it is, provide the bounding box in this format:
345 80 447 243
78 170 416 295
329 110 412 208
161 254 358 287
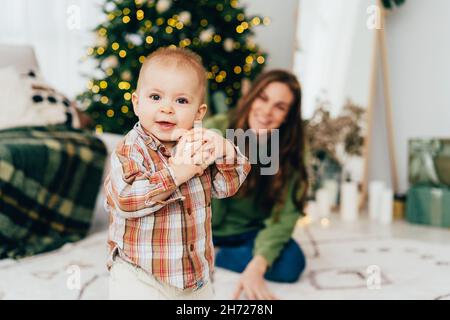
106 109 115 117
213 35 222 43
257 56 265 64
165 26 173 33
111 42 120 50
124 92 132 100
119 50 127 58
95 125 103 134
243 64 251 72
107 13 115 21
139 55 146 63
237 13 245 21
156 18 164 25
121 105 129 113
101 96 109 104
98 28 107 36
87 47 94 55
118 81 131 90
179 39 191 47
216 3 223 11
251 17 261 26
106 68 114 76
263 17 271 25
99 81 108 89
122 8 131 15
200 19 208 27
245 56 254 64
236 25 244 33
233 66 242 74
146 36 154 44
122 15 130 23
92 85 100 93
86 80 93 89
136 9 144 20
175 22 183 30
230 0 238 8
168 18 176 26
241 21 249 29
96 47 105 55
145 20 152 28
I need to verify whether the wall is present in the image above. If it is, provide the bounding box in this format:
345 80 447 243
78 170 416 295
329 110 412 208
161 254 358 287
370 0 450 193
242 0 298 70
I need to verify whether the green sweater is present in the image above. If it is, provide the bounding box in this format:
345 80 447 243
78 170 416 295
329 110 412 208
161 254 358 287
204 113 304 267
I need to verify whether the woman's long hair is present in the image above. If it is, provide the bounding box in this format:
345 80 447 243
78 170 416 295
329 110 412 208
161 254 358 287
229 70 308 219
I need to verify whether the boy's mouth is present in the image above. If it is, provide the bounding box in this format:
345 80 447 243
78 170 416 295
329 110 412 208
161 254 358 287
155 120 176 130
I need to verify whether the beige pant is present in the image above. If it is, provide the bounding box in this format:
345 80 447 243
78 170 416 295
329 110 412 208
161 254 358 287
108 257 215 300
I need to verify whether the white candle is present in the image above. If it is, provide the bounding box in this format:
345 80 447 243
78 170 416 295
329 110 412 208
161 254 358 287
340 181 359 222
323 179 339 207
369 181 385 221
316 188 331 218
305 201 319 222
380 189 393 225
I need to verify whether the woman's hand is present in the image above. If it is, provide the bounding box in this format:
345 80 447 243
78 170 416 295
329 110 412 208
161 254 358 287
232 255 279 300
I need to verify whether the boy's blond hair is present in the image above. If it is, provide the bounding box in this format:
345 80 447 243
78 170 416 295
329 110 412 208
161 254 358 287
136 46 207 102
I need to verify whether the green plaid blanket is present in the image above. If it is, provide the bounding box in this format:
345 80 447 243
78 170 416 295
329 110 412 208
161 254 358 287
0 125 106 259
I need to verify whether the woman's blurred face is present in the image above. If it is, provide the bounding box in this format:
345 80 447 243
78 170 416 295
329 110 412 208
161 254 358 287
248 81 294 133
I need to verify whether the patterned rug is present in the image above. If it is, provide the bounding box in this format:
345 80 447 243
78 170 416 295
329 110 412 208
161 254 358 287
0 217 449 300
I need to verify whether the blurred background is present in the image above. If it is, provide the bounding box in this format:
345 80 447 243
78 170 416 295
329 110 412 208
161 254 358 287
0 0 449 300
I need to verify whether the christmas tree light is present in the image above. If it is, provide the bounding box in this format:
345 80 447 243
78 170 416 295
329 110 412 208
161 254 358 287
77 0 267 134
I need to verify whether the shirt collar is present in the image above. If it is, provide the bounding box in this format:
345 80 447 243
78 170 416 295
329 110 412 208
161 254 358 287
134 122 171 156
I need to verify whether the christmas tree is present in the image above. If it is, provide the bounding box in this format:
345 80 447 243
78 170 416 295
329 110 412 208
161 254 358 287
77 0 268 134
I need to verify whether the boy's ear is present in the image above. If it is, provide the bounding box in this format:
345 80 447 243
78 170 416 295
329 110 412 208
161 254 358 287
132 92 139 116
195 103 208 121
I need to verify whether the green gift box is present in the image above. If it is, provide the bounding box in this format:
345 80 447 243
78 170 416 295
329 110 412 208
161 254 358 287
406 185 450 228
409 139 450 187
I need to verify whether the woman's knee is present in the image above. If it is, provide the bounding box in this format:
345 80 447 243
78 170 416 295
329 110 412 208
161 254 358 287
265 239 306 283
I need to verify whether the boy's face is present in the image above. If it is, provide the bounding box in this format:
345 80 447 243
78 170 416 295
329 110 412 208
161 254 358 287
132 59 207 146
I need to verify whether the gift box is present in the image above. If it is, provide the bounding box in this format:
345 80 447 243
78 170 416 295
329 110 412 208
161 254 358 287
406 185 450 228
409 139 450 187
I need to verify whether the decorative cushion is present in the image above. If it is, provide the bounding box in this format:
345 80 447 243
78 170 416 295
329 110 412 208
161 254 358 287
0 66 81 130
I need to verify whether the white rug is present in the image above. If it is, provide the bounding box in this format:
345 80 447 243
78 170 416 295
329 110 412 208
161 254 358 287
1 217 449 300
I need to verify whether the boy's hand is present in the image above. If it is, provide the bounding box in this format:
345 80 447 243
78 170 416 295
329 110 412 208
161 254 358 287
183 128 236 164
169 137 204 185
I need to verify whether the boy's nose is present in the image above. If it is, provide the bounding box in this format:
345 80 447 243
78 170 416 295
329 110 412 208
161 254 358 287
160 104 174 114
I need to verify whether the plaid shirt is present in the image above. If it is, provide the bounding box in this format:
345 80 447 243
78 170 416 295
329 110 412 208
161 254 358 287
104 122 250 290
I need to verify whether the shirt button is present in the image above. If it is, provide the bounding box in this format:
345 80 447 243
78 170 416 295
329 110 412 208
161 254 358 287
190 244 194 251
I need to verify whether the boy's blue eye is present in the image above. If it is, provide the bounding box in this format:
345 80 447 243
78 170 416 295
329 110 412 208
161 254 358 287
176 98 189 104
149 94 161 101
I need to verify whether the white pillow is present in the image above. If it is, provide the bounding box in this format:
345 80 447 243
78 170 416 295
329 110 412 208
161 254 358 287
0 67 80 130
0 66 30 129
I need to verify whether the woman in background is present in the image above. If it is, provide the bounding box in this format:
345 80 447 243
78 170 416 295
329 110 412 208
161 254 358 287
205 70 308 300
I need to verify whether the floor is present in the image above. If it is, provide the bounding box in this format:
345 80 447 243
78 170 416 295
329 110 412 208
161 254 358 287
0 214 449 300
